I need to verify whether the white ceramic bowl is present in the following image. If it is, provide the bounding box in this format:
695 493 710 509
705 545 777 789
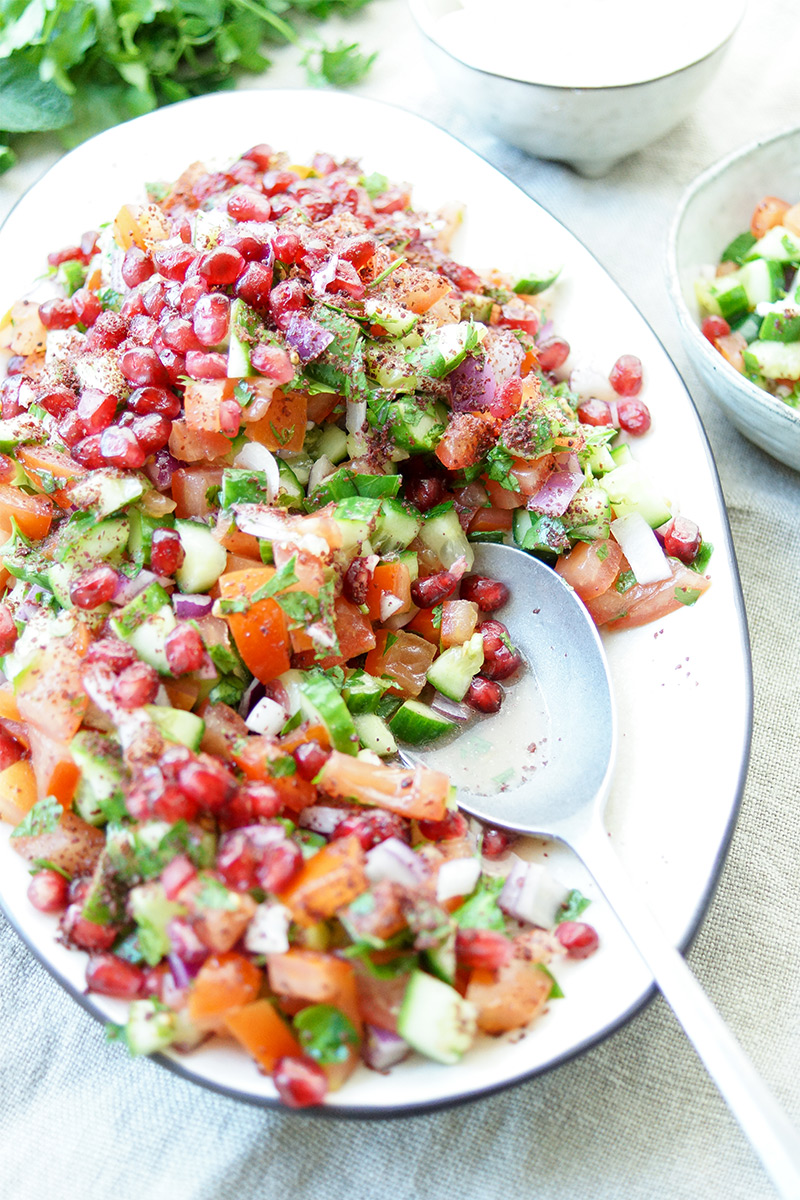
408 0 746 176
667 124 800 472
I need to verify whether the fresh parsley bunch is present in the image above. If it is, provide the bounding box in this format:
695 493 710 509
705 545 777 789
0 0 376 174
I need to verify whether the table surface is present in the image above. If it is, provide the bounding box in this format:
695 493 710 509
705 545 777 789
1 3 799 1198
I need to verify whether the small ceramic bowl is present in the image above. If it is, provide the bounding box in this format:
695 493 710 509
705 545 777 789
667 124 800 472
408 0 746 177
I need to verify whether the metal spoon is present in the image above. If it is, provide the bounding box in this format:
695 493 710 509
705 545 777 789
424 542 800 1199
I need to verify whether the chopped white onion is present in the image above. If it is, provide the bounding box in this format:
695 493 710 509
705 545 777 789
379 593 406 622
308 453 335 494
365 837 427 888
611 511 671 584
436 856 481 903
499 857 571 928
244 902 292 955
298 805 348 835
245 696 288 737
232 442 280 502
346 397 367 434
568 363 617 403
430 693 472 722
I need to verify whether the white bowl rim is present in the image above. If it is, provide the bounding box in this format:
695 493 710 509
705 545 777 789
408 0 747 91
667 122 800 435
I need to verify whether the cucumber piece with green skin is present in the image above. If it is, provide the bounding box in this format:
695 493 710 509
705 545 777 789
0 414 47 453
512 509 570 557
389 699 456 744
610 443 632 468
743 339 800 380
739 257 785 306
332 494 382 555
563 485 611 542
363 345 420 393
371 498 423 555
56 515 130 567
426 632 484 703
352 473 402 499
309 423 349 465
128 880 185 965
423 929 457 985
307 466 357 508
598 462 672 529
418 502 474 570
744 225 800 264
353 712 397 757
299 673 359 755
384 394 449 454
174 519 228 593
342 669 389 714
397 970 477 1064
513 265 562 294
67 469 146 517
757 310 800 342
276 460 305 509
70 730 126 825
144 705 205 750
127 510 171 567
705 275 750 324
110 582 177 673
227 328 255 378
279 450 312 488
363 296 418 336
220 468 268 507
121 999 178 1056
111 581 172 637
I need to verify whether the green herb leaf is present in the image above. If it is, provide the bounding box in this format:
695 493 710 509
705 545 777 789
557 888 591 923
293 1004 360 1062
10 795 62 839
451 876 506 931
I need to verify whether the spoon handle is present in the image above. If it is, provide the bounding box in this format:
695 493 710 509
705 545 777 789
576 826 800 1199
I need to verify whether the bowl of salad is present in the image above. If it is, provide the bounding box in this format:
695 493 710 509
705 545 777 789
667 124 800 472
0 90 751 1114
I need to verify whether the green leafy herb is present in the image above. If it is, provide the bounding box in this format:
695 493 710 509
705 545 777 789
10 795 61 839
675 586 702 607
270 755 297 778
537 964 564 1000
197 876 240 911
251 554 299 601
430 604 443 630
483 442 518 491
359 171 388 200
302 39 376 88
557 888 591 923
451 875 506 931
615 569 636 594
293 1004 360 1063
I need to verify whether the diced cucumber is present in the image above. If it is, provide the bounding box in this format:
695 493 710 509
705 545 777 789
353 712 397 757
743 339 800 380
513 265 562 294
397 970 477 1065
175 519 228 594
426 632 484 702
332 494 382 554
127 510 171 566
720 230 757 265
280 450 312 488
128 880 184 965
276 460 305 509
757 309 800 342
364 345 419 393
585 442 616 477
0 414 47 453
342 669 389 714
389 699 456 744
66 468 146 516
352 473 402 499
227 328 255 377
46 561 76 608
307 423 349 465
704 274 749 324
110 582 177 674
383 394 448 454
56 515 130 567
70 730 126 826
372 497 423 555
598 461 672 529
299 673 359 755
563 484 611 541
120 999 177 1056
363 297 418 337
418 502 474 570
405 321 481 380
392 548 419 583
739 257 784 306
512 509 569 557
423 928 457 984
220 468 268 507
610 443 632 467
744 225 800 264
144 705 205 750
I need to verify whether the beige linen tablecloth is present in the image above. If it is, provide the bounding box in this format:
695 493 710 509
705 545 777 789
1 2 798 1196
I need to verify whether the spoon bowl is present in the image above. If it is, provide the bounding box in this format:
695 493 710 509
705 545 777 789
419 542 800 1198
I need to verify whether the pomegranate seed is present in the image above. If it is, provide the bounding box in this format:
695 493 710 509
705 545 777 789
121 292 147 320
130 412 171 455
617 397 651 435
577 398 615 427
72 433 107 468
37 385 77 419
417 810 469 841
334 809 410 851
128 385 181 419
455 928 513 970
172 216 193 243
481 826 517 858
235 259 274 311
439 259 483 292
498 300 539 338
153 244 196 281
128 314 159 346
337 233 377 270
272 229 302 264
488 376 523 420
249 342 294 383
216 829 265 891
460 575 509 612
161 854 198 900
165 625 205 675
0 376 27 417
701 314 731 343
178 758 235 812
218 397 242 436
99 425 146 468
38 297 76 330
465 676 503 714
272 1055 328 1108
268 278 306 322
220 226 272 261
6 355 25 376
192 293 231 346
86 637 138 673
47 244 85 267
69 565 118 609
242 143 273 171
537 335 570 373
0 604 18 654
373 189 407 215
120 346 169 388
478 619 522 681
153 785 200 822
235 781 283 823
160 316 202 354
184 350 228 380
147 527 183 576
61 904 118 952
112 661 160 709
121 245 154 288
661 516 702 563
87 310 128 350
342 557 372 607
411 568 461 609
257 840 304 892
227 189 272 222
158 348 187 386
609 354 643 397
312 152 337 175
404 475 446 512
0 727 24 771
71 287 102 327
77 388 118 433
143 281 169 318
556 920 599 959
179 277 209 317
262 169 297 197
197 245 245 286
86 952 145 999
27 868 70 913
292 740 331 782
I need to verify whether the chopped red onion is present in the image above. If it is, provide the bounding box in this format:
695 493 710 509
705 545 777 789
527 469 584 517
144 450 179 491
365 837 427 888
282 312 335 362
449 352 496 412
298 805 350 835
436 856 481 903
173 593 214 620
362 1025 411 1071
167 952 192 989
499 857 571 928
112 569 161 607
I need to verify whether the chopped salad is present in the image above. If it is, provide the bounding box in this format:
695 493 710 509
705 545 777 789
0 142 709 1106
696 192 800 406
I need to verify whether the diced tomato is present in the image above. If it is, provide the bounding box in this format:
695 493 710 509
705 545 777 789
232 735 318 812
244 387 307 454
276 836 368 926
27 728 80 806
17 446 87 508
467 507 513 534
435 412 496 471
465 957 552 1034
217 567 291 683
483 477 524 509
224 999 302 1072
15 645 88 742
555 538 624 602
0 757 37 825
364 561 412 622
585 559 712 629
364 629 437 696
187 951 263 1031
316 751 449 822
440 599 479 647
168 419 232 464
0 484 53 540
183 379 229 433
407 606 440 646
